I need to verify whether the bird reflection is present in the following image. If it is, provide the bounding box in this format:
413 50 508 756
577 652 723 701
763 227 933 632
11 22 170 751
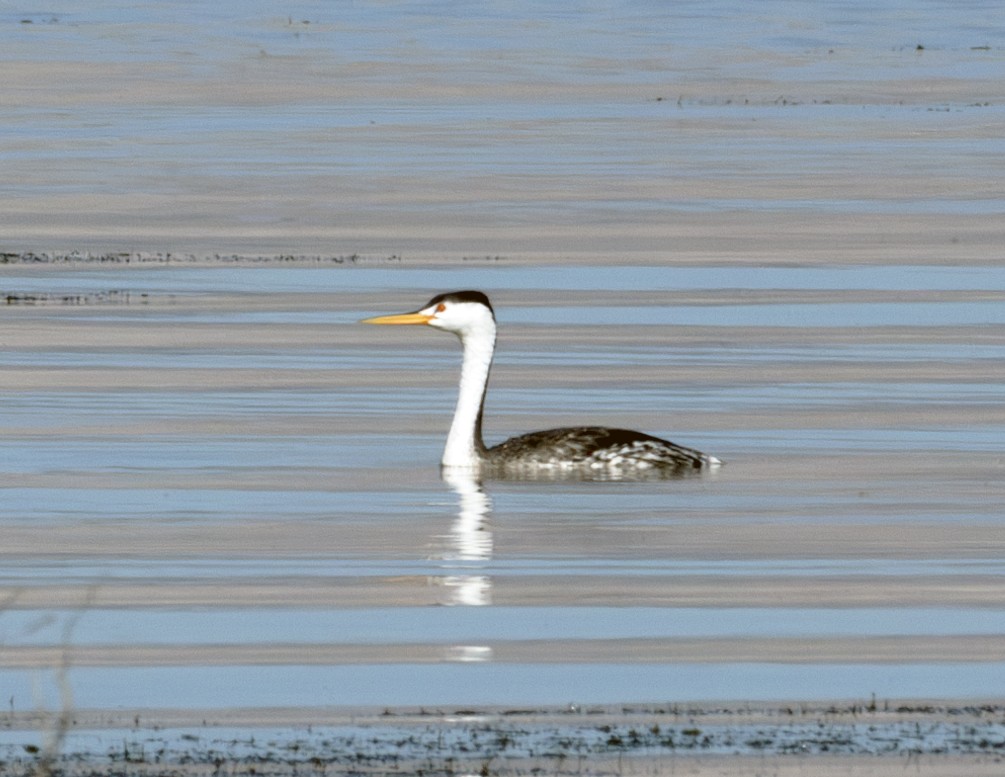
435 468 493 607
432 469 494 661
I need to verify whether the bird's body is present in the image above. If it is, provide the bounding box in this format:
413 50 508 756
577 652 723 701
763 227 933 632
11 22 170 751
363 290 720 477
486 426 713 471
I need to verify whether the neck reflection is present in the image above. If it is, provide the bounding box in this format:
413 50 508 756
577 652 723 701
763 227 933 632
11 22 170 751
436 468 493 607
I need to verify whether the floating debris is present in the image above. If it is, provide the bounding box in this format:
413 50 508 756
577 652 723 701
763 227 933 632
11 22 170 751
0 252 404 265
4 290 147 306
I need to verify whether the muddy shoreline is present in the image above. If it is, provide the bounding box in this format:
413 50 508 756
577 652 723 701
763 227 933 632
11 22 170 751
3 700 1005 776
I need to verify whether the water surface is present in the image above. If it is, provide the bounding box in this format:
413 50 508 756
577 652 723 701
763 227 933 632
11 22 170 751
2 261 1004 717
1 0 1004 752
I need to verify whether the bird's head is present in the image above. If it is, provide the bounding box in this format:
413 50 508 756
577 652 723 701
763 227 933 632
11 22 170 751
362 290 496 340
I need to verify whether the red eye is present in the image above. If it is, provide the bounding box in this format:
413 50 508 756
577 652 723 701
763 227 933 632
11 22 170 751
436 303 446 313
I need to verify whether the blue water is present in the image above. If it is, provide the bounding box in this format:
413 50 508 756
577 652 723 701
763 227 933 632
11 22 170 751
4 0 1003 244
6 264 1005 296
8 663 1005 712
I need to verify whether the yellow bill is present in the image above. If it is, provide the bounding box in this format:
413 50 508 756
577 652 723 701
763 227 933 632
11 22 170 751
360 312 433 326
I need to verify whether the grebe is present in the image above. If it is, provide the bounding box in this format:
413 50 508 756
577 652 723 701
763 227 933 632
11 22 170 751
362 290 720 477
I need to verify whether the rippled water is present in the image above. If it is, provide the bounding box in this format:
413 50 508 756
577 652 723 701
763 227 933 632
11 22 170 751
2 260 1004 716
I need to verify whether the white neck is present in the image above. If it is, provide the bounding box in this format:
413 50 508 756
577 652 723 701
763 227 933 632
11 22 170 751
441 318 496 468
